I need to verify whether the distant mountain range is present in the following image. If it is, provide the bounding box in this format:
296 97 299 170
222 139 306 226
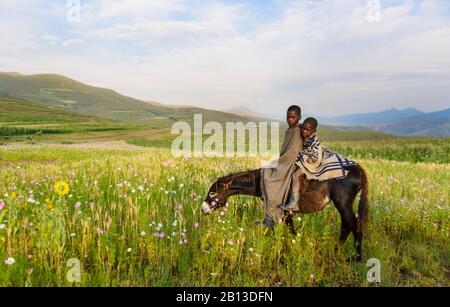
320 108 450 136
222 106 275 120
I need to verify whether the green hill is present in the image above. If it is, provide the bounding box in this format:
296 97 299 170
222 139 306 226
0 95 130 136
0 72 252 127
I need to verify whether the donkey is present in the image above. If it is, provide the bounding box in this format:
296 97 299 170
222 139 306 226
202 164 369 261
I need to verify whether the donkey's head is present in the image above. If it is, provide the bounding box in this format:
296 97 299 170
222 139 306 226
202 175 233 214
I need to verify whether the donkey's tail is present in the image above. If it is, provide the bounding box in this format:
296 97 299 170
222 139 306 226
357 165 369 233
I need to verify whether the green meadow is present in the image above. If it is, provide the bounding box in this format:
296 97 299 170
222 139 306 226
0 139 448 286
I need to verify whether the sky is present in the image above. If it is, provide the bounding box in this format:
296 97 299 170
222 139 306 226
1 0 449 117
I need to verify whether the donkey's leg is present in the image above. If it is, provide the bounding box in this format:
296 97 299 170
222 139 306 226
333 200 353 253
333 192 360 260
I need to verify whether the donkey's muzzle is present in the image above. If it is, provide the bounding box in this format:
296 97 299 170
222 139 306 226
202 202 212 214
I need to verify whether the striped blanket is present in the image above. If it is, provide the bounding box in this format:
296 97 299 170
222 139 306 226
295 135 357 181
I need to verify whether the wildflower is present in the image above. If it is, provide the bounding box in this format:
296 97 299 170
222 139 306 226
96 228 104 235
159 232 165 238
0 200 4 211
74 202 81 209
0 224 5 230
194 223 199 229
228 240 234 246
45 199 53 209
140 231 146 237
127 248 132 253
54 181 69 196
157 223 163 228
172 220 177 227
309 274 315 280
5 257 15 266
70 233 76 237
179 183 184 188
248 247 254 253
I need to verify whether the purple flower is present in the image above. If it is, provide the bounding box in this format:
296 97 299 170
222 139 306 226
74 202 81 209
159 232 165 238
194 223 199 229
228 240 234 246
0 200 5 211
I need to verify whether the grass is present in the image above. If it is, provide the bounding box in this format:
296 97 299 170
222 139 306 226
323 138 449 164
0 95 136 137
0 145 448 286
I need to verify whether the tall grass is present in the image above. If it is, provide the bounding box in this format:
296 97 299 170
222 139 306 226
0 146 448 286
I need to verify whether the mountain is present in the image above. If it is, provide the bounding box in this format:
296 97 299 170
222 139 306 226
322 108 425 126
0 72 252 128
378 108 450 136
223 106 275 121
320 107 449 136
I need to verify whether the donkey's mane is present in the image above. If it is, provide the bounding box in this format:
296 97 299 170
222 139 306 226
217 169 260 184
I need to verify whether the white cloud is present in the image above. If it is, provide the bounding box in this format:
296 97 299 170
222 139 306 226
95 0 186 19
2 0 450 116
62 38 85 47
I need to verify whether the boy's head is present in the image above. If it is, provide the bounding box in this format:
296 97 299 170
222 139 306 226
302 117 318 138
286 105 301 127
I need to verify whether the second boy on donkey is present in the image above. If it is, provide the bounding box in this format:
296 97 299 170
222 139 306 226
279 117 357 212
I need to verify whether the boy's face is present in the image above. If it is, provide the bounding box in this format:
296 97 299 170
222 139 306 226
286 111 300 127
302 122 316 138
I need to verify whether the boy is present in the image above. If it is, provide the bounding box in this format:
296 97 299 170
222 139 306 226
258 105 303 227
279 117 357 212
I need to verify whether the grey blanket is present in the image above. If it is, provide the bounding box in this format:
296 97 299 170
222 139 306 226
260 125 303 222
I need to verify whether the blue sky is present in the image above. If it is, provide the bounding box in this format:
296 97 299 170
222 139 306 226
1 0 450 117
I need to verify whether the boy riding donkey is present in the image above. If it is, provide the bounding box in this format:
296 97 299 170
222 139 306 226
257 105 303 227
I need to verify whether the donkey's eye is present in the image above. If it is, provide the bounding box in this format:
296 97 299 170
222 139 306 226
209 192 218 198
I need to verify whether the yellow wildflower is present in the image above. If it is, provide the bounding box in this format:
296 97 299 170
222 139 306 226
54 181 69 196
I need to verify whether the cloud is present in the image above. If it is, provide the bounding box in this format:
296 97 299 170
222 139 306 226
94 0 186 19
2 0 450 116
62 38 85 47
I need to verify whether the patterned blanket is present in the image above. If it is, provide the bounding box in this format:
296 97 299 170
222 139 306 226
295 135 357 181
